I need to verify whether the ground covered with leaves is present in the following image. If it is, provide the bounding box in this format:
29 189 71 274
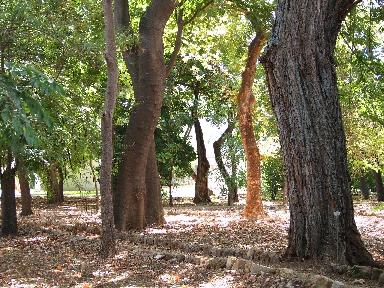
0 197 383 287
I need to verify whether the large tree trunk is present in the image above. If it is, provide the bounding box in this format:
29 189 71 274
145 140 165 226
100 0 118 258
1 152 17 236
237 32 266 218
114 0 176 230
17 158 33 216
47 163 64 204
193 118 211 204
375 170 384 202
261 0 374 265
213 119 237 206
360 175 370 200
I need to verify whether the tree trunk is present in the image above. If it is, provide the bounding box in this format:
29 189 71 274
360 175 370 200
89 160 99 211
213 119 237 206
114 0 176 230
100 0 118 258
47 163 64 204
237 31 266 218
375 170 384 202
261 0 374 265
145 139 165 226
193 118 211 204
1 152 17 236
17 158 33 216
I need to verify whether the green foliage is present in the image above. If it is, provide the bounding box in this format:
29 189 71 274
261 153 285 201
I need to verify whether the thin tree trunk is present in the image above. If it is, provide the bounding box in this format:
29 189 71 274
1 151 17 236
17 158 33 216
261 0 374 265
375 170 384 202
99 0 118 258
193 118 211 204
237 31 266 218
89 160 99 211
360 175 370 200
114 0 176 231
213 119 237 206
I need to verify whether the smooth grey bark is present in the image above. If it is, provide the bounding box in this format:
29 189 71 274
100 0 118 258
261 0 373 265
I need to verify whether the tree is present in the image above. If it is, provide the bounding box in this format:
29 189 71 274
114 0 177 230
261 0 374 265
16 157 33 216
100 0 118 258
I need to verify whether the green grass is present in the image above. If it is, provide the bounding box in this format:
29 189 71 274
372 202 384 212
64 190 97 197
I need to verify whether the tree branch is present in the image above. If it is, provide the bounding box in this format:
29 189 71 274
165 9 184 77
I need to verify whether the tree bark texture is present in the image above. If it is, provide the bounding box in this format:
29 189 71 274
115 0 176 230
237 31 266 218
47 163 64 204
145 139 165 226
261 0 373 265
375 170 384 202
193 118 211 204
1 153 17 236
17 158 33 216
360 175 370 200
213 119 237 206
100 0 118 258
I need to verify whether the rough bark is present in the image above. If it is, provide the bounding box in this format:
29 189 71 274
261 0 373 265
193 118 211 204
115 0 176 230
16 158 33 216
237 31 266 218
47 163 64 204
360 175 370 200
145 139 165 226
100 0 118 258
213 119 237 206
1 152 17 236
375 170 384 202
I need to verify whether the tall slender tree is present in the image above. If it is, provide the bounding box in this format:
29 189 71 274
100 0 118 257
261 0 374 265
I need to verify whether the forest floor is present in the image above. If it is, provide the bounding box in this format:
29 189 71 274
0 197 383 288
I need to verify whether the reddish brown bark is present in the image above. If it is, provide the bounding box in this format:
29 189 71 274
237 31 266 218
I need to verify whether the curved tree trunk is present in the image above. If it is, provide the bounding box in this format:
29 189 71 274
261 0 374 265
375 170 384 202
193 118 211 204
237 31 266 218
1 151 17 236
17 158 33 216
114 0 176 230
213 119 237 206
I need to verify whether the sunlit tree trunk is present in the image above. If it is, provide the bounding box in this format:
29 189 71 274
262 0 374 265
100 0 118 258
237 31 266 218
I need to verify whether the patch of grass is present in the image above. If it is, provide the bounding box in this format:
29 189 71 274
372 202 384 212
64 190 97 197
